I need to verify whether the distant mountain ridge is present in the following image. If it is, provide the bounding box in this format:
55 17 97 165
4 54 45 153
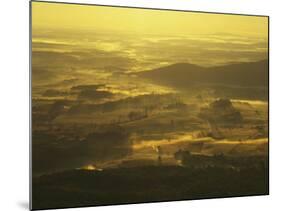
137 60 268 88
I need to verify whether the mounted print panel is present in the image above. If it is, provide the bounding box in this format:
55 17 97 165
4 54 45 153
31 1 269 210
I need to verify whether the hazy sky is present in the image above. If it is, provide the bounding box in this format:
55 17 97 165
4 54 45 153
32 1 268 37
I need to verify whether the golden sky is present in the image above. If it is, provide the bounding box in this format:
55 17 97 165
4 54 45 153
32 1 268 37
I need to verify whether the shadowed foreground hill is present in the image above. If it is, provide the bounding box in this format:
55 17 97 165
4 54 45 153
32 165 268 210
138 60 268 88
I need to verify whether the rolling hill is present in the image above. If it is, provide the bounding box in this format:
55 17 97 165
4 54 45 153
137 60 268 88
